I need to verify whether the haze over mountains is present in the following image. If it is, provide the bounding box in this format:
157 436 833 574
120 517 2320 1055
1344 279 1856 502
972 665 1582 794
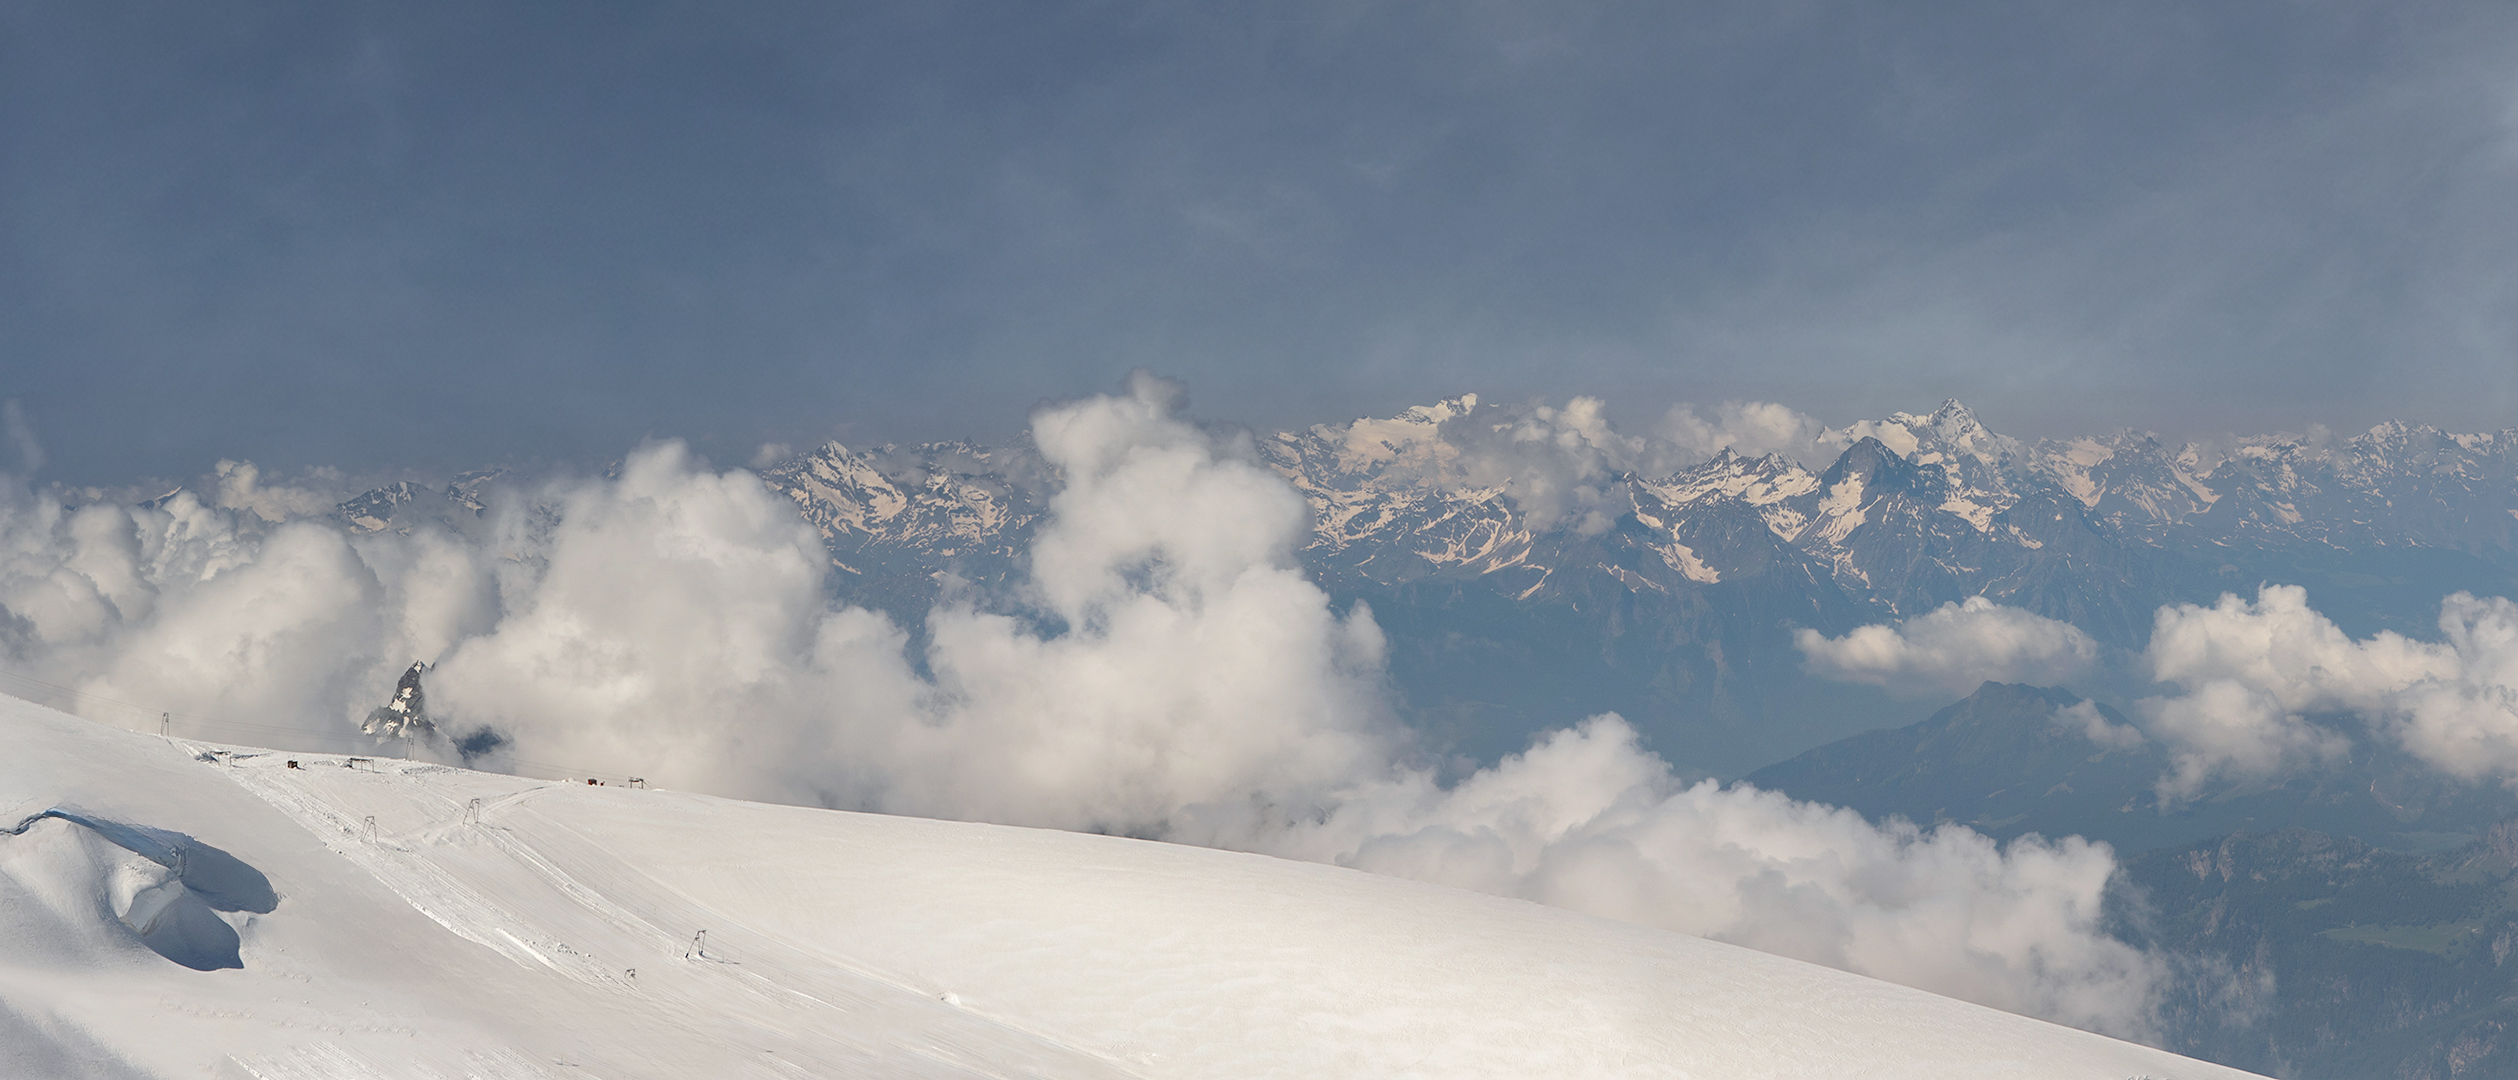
673 393 2518 774
8 381 2518 1076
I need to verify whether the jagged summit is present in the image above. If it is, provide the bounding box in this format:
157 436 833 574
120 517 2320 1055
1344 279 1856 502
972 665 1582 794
335 470 505 535
361 661 432 740
1823 400 2015 465
707 394 2518 628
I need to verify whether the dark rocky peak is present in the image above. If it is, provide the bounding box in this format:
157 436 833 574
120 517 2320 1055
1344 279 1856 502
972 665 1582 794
361 661 432 740
336 482 424 532
446 469 504 512
1817 436 1941 499
335 477 494 536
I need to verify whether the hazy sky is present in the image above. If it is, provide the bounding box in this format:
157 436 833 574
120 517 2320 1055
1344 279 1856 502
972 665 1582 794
7 2 2518 484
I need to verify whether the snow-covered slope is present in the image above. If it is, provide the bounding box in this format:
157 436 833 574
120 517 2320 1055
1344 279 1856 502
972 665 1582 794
0 694 2258 1079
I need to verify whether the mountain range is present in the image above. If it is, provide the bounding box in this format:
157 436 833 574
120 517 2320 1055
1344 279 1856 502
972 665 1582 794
318 398 2518 776
562 398 2518 775
198 394 2518 1077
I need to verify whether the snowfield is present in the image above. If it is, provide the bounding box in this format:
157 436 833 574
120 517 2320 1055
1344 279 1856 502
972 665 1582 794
0 693 2261 1079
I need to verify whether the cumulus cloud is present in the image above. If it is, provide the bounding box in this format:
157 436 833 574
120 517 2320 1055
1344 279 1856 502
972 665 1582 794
1328 394 1720 534
1307 394 1828 534
2060 699 2146 751
2133 585 2456 800
0 377 2168 1037
1794 597 2102 700
2117 585 2518 801
2144 585 2454 714
1261 716 2163 1039
2139 679 2351 801
1816 417 1927 460
1437 396 1665 534
1661 400 1827 464
2392 594 2518 779
1783 585 2518 805
208 460 343 524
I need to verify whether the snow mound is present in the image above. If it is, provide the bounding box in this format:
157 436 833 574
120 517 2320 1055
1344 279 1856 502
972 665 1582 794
0 692 2264 1078
1 807 275 971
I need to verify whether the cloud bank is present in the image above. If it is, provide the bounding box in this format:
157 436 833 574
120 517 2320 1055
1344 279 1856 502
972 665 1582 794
1794 597 2102 700
1662 400 1829 464
1266 715 2160 1038
1798 584 2518 805
1314 395 1828 536
2134 585 2518 799
0 378 2163 1037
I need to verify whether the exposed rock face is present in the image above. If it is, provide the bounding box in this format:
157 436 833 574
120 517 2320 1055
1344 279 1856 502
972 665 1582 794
362 661 431 740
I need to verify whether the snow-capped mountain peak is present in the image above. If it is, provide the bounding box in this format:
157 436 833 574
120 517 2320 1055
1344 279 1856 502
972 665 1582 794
319 397 2518 711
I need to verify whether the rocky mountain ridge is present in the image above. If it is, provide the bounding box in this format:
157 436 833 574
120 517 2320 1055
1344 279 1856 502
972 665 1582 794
326 397 2518 774
744 397 2518 617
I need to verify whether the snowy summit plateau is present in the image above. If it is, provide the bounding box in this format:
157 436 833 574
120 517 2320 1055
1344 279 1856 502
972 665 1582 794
0 691 2259 1078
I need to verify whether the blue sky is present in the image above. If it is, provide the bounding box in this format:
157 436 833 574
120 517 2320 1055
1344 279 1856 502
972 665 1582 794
7 2 2517 483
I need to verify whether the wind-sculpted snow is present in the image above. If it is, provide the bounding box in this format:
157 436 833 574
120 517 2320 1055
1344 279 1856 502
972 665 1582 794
1 807 275 971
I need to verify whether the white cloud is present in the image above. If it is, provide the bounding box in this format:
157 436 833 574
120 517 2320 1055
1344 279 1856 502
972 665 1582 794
1315 395 1827 534
1817 417 1925 460
1794 597 2102 700
1259 716 2163 1041
209 460 341 524
1662 400 1827 464
0 378 2168 1037
2133 585 2456 799
2139 679 2351 802
2361 593 2518 782
2119 585 2518 799
1443 396 1658 534
0 481 413 730
2060 699 2146 751
423 443 878 805
838 372 1396 831
2144 585 2454 714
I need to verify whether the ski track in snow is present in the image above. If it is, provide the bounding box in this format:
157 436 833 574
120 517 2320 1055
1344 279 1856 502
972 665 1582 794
209 748 1140 1079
